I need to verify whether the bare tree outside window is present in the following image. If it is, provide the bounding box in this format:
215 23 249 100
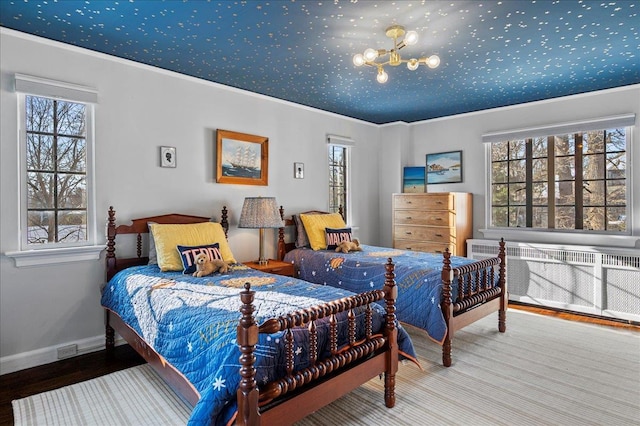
490 128 627 232
25 95 87 244
328 145 348 220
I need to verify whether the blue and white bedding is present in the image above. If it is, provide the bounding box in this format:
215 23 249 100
101 264 416 426
284 244 498 345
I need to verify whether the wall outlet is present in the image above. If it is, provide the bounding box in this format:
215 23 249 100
57 344 78 359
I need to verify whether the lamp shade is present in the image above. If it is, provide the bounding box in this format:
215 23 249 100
238 197 284 229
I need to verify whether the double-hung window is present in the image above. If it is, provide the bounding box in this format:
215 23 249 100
8 74 99 266
327 135 354 222
485 114 634 235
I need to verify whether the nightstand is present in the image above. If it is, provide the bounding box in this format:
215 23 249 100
243 259 295 277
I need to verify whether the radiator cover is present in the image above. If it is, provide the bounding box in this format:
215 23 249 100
468 239 640 322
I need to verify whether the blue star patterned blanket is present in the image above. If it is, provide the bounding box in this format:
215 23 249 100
101 264 416 425
284 244 497 345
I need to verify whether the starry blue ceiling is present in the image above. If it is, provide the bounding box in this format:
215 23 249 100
1 1 638 124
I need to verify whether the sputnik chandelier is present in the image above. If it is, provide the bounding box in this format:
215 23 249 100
353 25 440 84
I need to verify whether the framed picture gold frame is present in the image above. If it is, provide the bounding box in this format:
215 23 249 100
216 129 268 185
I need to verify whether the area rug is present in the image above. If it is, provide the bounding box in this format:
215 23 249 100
12 362 191 425
13 310 640 425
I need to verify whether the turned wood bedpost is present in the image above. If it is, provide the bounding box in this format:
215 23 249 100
105 207 117 354
221 206 229 238
277 206 286 262
498 238 507 333
237 283 260 426
383 258 398 408
441 248 453 367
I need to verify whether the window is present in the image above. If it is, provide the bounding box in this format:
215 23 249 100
327 135 353 221
328 144 348 219
490 128 629 233
13 74 98 257
24 95 89 245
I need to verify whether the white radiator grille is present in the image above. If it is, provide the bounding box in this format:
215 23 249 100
468 239 640 322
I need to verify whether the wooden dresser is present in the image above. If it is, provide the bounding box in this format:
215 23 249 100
392 192 472 256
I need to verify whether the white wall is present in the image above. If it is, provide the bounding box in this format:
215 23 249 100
0 29 385 372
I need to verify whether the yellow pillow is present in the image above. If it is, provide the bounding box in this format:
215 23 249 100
149 222 236 271
299 213 347 250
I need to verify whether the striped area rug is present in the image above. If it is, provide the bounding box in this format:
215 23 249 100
13 310 640 425
12 362 191 425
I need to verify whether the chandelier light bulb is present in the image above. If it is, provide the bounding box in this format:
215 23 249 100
427 55 441 69
363 48 378 62
407 58 419 71
404 30 419 46
376 68 389 83
353 53 365 67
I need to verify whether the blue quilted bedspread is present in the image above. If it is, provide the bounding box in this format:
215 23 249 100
101 264 416 425
284 245 492 345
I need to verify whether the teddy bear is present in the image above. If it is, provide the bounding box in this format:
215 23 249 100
335 239 362 253
192 252 230 277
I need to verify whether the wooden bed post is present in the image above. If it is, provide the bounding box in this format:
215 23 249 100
277 206 286 262
221 206 229 238
441 249 453 367
105 207 117 355
498 238 507 333
383 258 398 408
237 283 260 426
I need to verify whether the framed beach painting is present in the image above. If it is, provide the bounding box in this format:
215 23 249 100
402 167 426 193
216 129 268 185
426 150 463 184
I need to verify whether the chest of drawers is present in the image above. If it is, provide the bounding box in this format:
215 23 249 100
392 192 472 256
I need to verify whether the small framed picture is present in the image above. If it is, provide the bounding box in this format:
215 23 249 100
294 162 304 179
160 146 176 168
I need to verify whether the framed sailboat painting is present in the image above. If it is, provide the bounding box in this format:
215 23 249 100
216 129 269 185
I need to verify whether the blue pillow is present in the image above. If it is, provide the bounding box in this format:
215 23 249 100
177 243 222 275
325 227 352 250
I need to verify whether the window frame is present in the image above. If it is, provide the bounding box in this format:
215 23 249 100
327 135 354 224
5 75 101 267
481 121 636 247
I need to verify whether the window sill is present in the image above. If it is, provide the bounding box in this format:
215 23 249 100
4 245 105 267
479 228 639 249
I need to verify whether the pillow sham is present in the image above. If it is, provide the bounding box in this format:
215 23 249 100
148 222 158 265
299 213 347 251
292 214 310 248
177 243 223 275
325 227 352 250
148 222 236 271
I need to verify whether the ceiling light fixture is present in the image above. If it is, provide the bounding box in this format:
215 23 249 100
353 25 440 84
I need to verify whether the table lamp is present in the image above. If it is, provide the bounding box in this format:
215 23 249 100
238 197 284 265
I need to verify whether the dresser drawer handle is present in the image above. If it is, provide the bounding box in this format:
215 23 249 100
433 217 443 221
435 233 443 237
434 250 443 253
405 231 413 235
405 216 412 220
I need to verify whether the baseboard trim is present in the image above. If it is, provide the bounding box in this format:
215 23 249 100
0 334 125 375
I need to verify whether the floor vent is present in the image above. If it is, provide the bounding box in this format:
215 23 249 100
468 239 640 322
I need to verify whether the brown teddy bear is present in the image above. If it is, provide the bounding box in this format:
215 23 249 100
192 252 230 277
335 239 362 253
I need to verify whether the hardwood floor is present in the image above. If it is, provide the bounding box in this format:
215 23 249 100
1 305 637 425
0 344 144 425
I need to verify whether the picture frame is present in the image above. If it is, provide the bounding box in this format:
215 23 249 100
294 162 304 179
426 150 463 184
160 146 176 168
216 129 268 186
402 166 425 193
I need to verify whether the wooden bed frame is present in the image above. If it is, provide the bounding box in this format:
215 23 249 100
276 207 507 367
104 206 400 425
